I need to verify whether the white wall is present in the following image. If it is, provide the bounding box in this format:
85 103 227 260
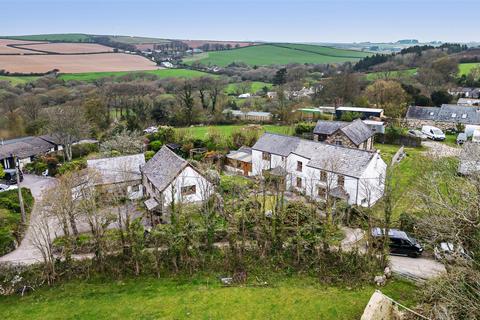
357 153 387 206
163 166 213 206
251 149 286 175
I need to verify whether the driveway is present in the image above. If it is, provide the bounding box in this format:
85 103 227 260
0 174 57 265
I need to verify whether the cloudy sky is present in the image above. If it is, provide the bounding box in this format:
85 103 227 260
1 0 478 43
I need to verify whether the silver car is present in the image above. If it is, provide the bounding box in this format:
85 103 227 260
407 129 427 140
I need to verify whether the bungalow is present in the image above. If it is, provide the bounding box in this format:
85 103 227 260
142 146 213 214
313 119 375 150
86 154 145 200
405 104 480 130
251 133 386 207
448 87 480 99
0 135 62 170
225 146 252 176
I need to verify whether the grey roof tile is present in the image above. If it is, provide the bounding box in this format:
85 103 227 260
143 146 189 192
87 153 145 185
313 119 374 145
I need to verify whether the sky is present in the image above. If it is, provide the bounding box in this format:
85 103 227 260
1 0 478 43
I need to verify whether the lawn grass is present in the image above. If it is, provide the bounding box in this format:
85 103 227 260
225 81 273 95
2 33 92 42
58 68 213 82
0 275 417 320
177 124 293 140
459 62 480 76
183 44 369 67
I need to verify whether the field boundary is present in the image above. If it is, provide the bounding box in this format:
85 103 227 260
269 43 369 59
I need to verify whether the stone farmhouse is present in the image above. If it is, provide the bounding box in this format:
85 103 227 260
313 119 375 150
251 133 387 207
405 104 480 130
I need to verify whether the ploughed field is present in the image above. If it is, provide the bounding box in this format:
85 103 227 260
0 52 158 73
12 42 113 54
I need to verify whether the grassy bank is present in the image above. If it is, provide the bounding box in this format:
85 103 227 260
0 275 417 320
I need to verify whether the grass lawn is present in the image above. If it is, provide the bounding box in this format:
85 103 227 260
183 44 369 67
177 124 293 140
225 81 273 95
59 68 213 82
373 143 428 220
459 62 480 76
0 275 417 320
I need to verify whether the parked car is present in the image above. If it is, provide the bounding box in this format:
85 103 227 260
371 227 423 257
0 183 18 193
422 125 445 141
457 132 467 145
407 129 427 140
143 126 158 134
434 242 470 262
1 169 23 185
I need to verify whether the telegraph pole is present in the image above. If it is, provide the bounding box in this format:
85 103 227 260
13 155 26 225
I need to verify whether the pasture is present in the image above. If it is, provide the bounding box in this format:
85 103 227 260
1 33 92 42
459 62 480 76
59 68 212 82
225 81 272 94
0 53 158 73
0 276 417 320
183 44 370 66
176 124 293 140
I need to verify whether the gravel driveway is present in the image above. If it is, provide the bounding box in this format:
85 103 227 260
0 174 57 265
422 140 461 158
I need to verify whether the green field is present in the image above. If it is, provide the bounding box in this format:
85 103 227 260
225 81 273 94
274 43 371 58
108 35 170 44
58 69 213 82
459 62 480 76
184 44 371 67
1 33 92 42
0 276 416 320
177 124 293 139
0 75 39 85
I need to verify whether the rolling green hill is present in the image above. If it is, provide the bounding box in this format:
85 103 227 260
183 44 372 67
1 33 93 42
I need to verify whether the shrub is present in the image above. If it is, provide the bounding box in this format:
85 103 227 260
71 143 99 159
149 140 163 152
145 150 155 161
340 112 363 122
57 159 87 175
294 122 316 135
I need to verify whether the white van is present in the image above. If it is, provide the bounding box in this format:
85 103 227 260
422 125 445 141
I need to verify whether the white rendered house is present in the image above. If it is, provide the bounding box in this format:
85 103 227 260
251 133 387 207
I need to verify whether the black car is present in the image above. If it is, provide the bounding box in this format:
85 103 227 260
371 228 423 257
1 169 23 185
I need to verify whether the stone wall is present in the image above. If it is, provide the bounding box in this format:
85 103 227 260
323 131 357 148
406 119 457 131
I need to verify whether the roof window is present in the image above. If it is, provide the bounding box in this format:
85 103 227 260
451 113 457 118
429 112 434 116
462 114 467 119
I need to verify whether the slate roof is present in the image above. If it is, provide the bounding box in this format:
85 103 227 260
313 119 374 146
87 153 145 185
252 133 378 178
407 105 480 125
405 106 439 121
143 146 189 192
0 136 56 159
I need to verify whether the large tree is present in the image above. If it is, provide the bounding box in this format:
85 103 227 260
365 80 409 118
46 106 90 162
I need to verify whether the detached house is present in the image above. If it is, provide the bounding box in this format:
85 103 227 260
142 146 213 214
251 133 386 207
313 119 375 150
406 104 480 130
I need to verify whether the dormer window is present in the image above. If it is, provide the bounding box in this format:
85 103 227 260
451 113 457 118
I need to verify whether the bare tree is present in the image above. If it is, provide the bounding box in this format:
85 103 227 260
46 106 90 161
31 204 56 285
